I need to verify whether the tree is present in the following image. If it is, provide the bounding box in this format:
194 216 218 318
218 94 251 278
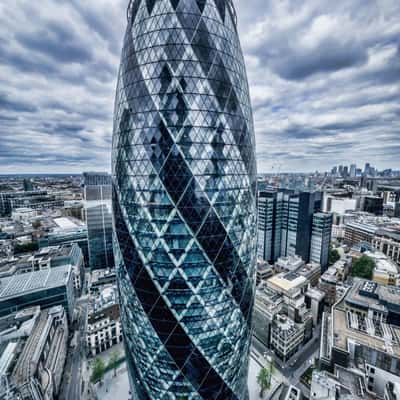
14 241 38 254
108 350 121 377
351 255 375 279
257 366 272 398
329 248 341 265
91 357 106 385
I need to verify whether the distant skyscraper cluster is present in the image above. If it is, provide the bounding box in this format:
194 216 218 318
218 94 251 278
330 162 396 178
257 190 332 271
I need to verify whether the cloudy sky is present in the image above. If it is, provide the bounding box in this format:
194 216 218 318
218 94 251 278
0 0 399 174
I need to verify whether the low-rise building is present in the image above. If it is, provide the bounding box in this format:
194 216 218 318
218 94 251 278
344 221 377 247
310 368 373 400
0 305 68 400
86 286 122 356
270 314 304 362
373 228 400 266
88 269 116 294
0 265 75 321
319 279 400 398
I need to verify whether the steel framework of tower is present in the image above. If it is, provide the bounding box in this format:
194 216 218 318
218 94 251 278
112 0 257 398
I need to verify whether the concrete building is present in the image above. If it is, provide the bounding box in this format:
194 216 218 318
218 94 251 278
256 259 273 285
274 255 321 286
86 286 122 356
305 287 325 326
385 382 400 400
0 305 68 400
319 279 400 398
29 243 84 294
88 269 116 294
324 196 358 214
373 229 400 265
253 285 284 347
0 243 84 295
344 221 377 247
38 216 88 266
362 251 399 286
0 265 75 321
310 368 373 400
270 314 305 362
318 258 351 307
11 207 36 222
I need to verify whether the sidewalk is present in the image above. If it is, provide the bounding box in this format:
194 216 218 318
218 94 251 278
249 351 287 400
94 363 130 400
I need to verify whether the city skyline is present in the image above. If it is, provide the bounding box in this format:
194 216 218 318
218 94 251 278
0 0 399 174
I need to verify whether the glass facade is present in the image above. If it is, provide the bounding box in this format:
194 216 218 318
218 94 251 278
83 172 114 270
310 212 333 272
112 0 257 398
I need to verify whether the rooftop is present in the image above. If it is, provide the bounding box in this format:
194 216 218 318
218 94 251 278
53 216 80 230
268 272 307 292
332 283 400 358
0 265 71 300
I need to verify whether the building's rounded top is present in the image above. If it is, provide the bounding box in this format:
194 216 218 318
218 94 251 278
127 0 237 26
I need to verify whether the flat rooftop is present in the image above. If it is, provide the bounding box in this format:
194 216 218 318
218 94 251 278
268 272 307 292
53 217 80 230
333 287 400 359
0 265 71 300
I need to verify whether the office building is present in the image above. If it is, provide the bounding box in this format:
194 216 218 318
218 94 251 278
257 190 329 265
310 213 333 271
363 195 384 215
350 164 357 178
0 190 47 216
257 190 281 262
112 0 257 398
0 265 75 320
0 305 68 400
23 178 34 192
83 172 114 270
344 221 377 246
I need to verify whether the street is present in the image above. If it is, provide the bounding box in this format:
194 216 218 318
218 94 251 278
59 296 89 400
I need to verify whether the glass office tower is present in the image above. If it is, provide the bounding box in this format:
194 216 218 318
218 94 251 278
83 172 114 270
112 0 257 398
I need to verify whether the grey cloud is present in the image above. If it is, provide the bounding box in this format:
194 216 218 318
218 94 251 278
0 0 399 173
268 38 367 81
0 92 37 113
15 22 93 63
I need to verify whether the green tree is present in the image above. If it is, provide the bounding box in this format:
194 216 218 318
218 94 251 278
257 366 272 397
351 255 375 279
91 357 106 385
14 241 39 254
329 248 340 265
108 350 121 377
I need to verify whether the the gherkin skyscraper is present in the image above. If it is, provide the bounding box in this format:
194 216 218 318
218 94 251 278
112 0 257 398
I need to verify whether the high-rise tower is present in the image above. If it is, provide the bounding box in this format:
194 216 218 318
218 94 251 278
112 1 257 398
